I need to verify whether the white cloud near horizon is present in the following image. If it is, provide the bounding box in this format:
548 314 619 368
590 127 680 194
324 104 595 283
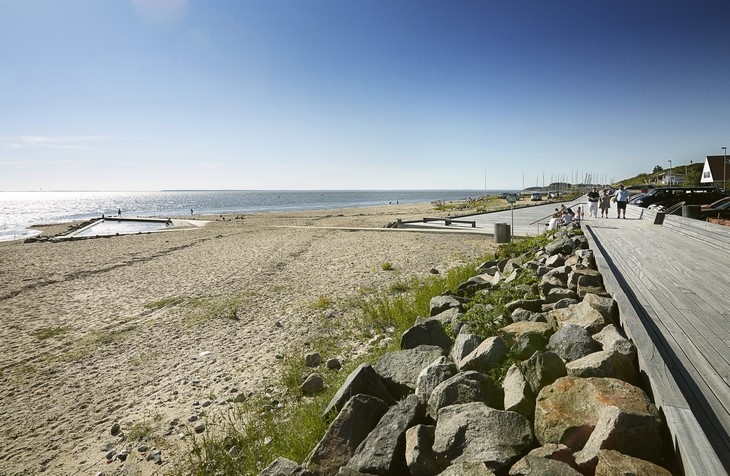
18 135 111 150
0 158 84 169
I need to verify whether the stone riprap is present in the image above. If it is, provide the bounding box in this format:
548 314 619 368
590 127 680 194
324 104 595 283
259 228 673 476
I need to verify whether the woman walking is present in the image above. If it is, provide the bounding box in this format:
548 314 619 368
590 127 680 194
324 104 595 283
599 189 611 218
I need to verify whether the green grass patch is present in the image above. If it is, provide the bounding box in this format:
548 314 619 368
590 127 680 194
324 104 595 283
358 262 479 341
172 394 332 476
380 261 395 271
487 351 521 386
279 337 342 394
144 293 254 325
432 195 506 214
308 295 334 310
60 328 134 362
125 412 164 442
494 233 552 260
462 271 539 339
144 296 186 310
388 279 412 294
30 325 72 340
172 336 387 476
15 364 37 376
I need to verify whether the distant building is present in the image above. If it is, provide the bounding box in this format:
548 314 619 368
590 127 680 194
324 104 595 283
700 155 730 189
658 172 684 185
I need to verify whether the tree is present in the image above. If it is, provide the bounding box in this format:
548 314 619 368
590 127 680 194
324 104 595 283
685 169 701 186
652 165 663 173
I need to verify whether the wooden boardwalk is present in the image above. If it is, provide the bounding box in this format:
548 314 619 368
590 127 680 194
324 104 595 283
583 208 729 475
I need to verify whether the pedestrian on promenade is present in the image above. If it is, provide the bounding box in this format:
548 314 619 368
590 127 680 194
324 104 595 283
599 189 611 217
587 187 600 217
615 185 630 219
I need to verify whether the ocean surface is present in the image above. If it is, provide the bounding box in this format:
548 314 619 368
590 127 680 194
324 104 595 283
0 189 515 241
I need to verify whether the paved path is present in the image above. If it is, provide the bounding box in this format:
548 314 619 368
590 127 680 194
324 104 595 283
396 198 588 237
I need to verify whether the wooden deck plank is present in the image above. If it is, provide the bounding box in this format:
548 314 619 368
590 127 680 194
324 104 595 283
589 223 730 394
664 406 729 476
638 271 730 363
621 269 730 402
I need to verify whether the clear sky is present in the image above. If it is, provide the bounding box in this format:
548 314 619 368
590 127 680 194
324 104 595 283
2 0 730 191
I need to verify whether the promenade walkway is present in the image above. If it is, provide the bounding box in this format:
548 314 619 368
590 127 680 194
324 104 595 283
401 200 730 474
395 198 587 237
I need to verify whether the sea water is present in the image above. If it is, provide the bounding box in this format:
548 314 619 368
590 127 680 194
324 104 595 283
0 189 515 241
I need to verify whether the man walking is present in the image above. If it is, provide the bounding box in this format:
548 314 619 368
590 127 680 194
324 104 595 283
587 187 600 218
615 185 630 219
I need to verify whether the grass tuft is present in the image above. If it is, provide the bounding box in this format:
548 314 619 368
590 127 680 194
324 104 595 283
30 326 72 340
127 412 162 441
144 294 254 325
309 295 334 310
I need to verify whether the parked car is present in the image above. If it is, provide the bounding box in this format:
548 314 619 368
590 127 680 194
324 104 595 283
701 196 730 211
547 191 561 199
700 201 730 220
629 193 647 204
530 192 542 201
631 187 728 208
638 184 656 193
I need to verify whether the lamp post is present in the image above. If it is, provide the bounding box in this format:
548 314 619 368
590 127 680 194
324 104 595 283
723 147 727 192
668 160 672 186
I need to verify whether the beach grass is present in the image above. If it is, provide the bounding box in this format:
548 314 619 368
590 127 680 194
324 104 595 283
30 325 72 340
308 295 334 310
145 293 256 326
432 195 506 213
127 411 163 442
60 328 135 362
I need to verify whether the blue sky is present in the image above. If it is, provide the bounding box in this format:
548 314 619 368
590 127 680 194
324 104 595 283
2 0 729 191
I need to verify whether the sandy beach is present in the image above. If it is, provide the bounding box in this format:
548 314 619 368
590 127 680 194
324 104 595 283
0 203 497 475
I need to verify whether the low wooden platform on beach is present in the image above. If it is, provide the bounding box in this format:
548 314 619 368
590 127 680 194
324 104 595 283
422 217 477 227
583 205 730 475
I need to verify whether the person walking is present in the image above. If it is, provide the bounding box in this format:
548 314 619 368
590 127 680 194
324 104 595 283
587 187 600 218
599 189 611 218
615 185 630 218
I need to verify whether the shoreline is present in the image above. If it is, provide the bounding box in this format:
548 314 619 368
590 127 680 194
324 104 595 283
2 189 509 243
0 202 498 475
2 201 455 243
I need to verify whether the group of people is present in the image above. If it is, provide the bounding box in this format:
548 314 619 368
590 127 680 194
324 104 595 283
548 184 631 230
547 204 580 230
586 185 630 219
